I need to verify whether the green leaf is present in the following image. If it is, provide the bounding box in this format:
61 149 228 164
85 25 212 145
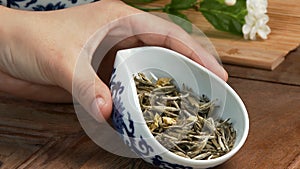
169 0 197 10
123 0 154 3
167 10 193 33
199 0 247 35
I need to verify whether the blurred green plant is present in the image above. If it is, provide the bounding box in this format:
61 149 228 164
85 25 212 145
123 0 248 35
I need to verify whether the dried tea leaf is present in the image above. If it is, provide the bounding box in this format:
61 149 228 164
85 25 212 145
156 77 173 86
162 117 177 125
133 73 236 160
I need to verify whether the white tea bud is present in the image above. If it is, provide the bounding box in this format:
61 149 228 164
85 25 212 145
225 0 237 6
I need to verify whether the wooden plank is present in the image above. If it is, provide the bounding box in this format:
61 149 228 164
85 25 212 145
0 79 299 168
18 139 58 169
215 78 300 169
224 48 300 86
0 95 82 138
0 46 299 169
0 93 84 168
20 132 109 169
18 132 154 169
0 141 41 169
8 78 298 169
268 0 300 17
80 153 151 169
216 46 286 70
145 0 300 70
0 93 75 114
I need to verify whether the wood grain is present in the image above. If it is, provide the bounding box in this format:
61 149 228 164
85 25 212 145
215 78 300 169
147 0 300 70
1 76 298 169
1 51 300 168
0 42 300 168
224 48 300 86
0 95 82 139
0 141 41 169
1 49 300 168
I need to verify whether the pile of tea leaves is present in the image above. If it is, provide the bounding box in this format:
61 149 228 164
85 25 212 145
134 73 236 160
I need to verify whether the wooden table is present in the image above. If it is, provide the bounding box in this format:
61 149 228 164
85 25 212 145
0 47 299 169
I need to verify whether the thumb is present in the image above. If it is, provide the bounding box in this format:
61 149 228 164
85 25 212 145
72 62 112 122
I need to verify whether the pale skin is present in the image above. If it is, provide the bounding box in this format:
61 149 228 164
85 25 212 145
0 0 227 122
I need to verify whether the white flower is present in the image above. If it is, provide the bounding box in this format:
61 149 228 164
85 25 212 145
247 0 268 14
243 0 271 40
225 0 237 6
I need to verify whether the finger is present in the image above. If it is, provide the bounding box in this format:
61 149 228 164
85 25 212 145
0 70 72 102
97 36 144 84
67 60 112 122
132 15 228 81
139 33 228 81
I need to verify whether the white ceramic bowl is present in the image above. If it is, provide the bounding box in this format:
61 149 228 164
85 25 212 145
110 46 249 169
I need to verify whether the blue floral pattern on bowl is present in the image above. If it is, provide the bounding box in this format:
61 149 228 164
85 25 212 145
32 2 66 11
1 0 97 11
152 155 193 169
110 68 154 157
110 67 194 169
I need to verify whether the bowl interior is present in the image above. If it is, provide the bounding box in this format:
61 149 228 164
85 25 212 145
112 46 249 167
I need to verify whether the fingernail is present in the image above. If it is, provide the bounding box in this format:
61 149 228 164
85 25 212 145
217 64 228 81
221 67 228 81
91 97 106 123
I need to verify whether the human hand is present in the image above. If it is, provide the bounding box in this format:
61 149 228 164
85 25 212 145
0 0 227 122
